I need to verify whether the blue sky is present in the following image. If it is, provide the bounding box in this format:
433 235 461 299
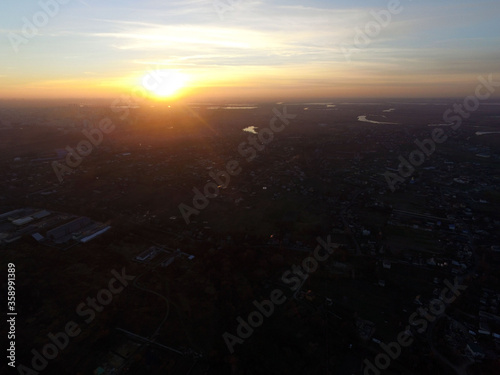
1 0 499 100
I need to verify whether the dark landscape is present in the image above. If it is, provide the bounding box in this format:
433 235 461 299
1 100 499 374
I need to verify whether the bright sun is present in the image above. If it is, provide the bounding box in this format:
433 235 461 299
142 70 188 99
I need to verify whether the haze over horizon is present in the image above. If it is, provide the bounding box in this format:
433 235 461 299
1 0 499 101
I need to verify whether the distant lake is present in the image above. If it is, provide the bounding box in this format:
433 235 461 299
295 102 336 106
475 131 500 136
340 102 383 105
357 115 398 124
243 126 258 134
207 106 258 110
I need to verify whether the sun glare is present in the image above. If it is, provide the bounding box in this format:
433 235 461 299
142 70 188 99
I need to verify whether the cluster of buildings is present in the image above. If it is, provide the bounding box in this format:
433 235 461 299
134 245 195 267
0 208 110 247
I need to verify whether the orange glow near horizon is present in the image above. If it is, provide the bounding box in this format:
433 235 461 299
0 65 496 102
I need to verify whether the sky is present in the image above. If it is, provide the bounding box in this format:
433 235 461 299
0 0 499 101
